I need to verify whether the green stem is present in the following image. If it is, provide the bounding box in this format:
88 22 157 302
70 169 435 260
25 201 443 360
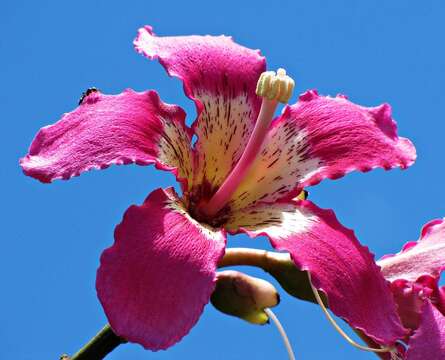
62 324 126 360
220 247 324 305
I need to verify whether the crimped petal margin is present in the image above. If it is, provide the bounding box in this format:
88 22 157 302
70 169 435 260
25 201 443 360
226 200 407 345
228 90 416 209
378 218 445 283
296 90 416 187
96 188 226 350
134 25 266 196
20 89 194 187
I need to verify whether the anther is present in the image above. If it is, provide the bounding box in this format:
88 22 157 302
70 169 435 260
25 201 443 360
201 69 295 218
256 69 295 103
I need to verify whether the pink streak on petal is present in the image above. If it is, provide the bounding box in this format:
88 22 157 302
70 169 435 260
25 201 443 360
406 302 445 360
96 188 226 350
294 90 414 185
134 25 264 112
134 26 266 193
226 200 406 345
227 90 416 210
20 89 194 185
272 202 407 344
378 218 445 283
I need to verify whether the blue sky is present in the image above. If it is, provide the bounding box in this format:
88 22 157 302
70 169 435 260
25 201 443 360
2 1 444 359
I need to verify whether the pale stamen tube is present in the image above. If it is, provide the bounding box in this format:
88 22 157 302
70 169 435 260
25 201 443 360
201 69 295 217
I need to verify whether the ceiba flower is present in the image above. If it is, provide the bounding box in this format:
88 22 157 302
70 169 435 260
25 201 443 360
20 26 416 350
376 218 445 359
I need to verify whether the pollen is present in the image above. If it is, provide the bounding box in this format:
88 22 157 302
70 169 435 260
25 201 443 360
256 68 295 103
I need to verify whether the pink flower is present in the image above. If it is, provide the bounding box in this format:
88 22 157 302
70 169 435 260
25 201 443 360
20 26 416 350
375 219 445 359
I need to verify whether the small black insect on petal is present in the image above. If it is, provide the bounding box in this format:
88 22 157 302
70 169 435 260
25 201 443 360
78 87 100 105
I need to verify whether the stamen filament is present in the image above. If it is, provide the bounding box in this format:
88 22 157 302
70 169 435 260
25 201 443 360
307 272 394 354
264 308 296 360
201 98 278 217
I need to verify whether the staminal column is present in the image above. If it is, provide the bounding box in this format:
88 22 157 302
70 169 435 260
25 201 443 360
201 69 295 217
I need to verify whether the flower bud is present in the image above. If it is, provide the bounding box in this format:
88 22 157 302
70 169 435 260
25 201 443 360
211 270 280 324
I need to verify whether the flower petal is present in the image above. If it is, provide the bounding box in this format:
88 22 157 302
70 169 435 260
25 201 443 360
227 90 416 210
225 200 406 344
96 188 226 350
378 218 445 282
134 26 266 196
20 89 194 187
389 277 442 330
406 301 445 360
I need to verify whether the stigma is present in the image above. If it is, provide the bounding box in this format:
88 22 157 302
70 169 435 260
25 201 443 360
200 69 295 218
